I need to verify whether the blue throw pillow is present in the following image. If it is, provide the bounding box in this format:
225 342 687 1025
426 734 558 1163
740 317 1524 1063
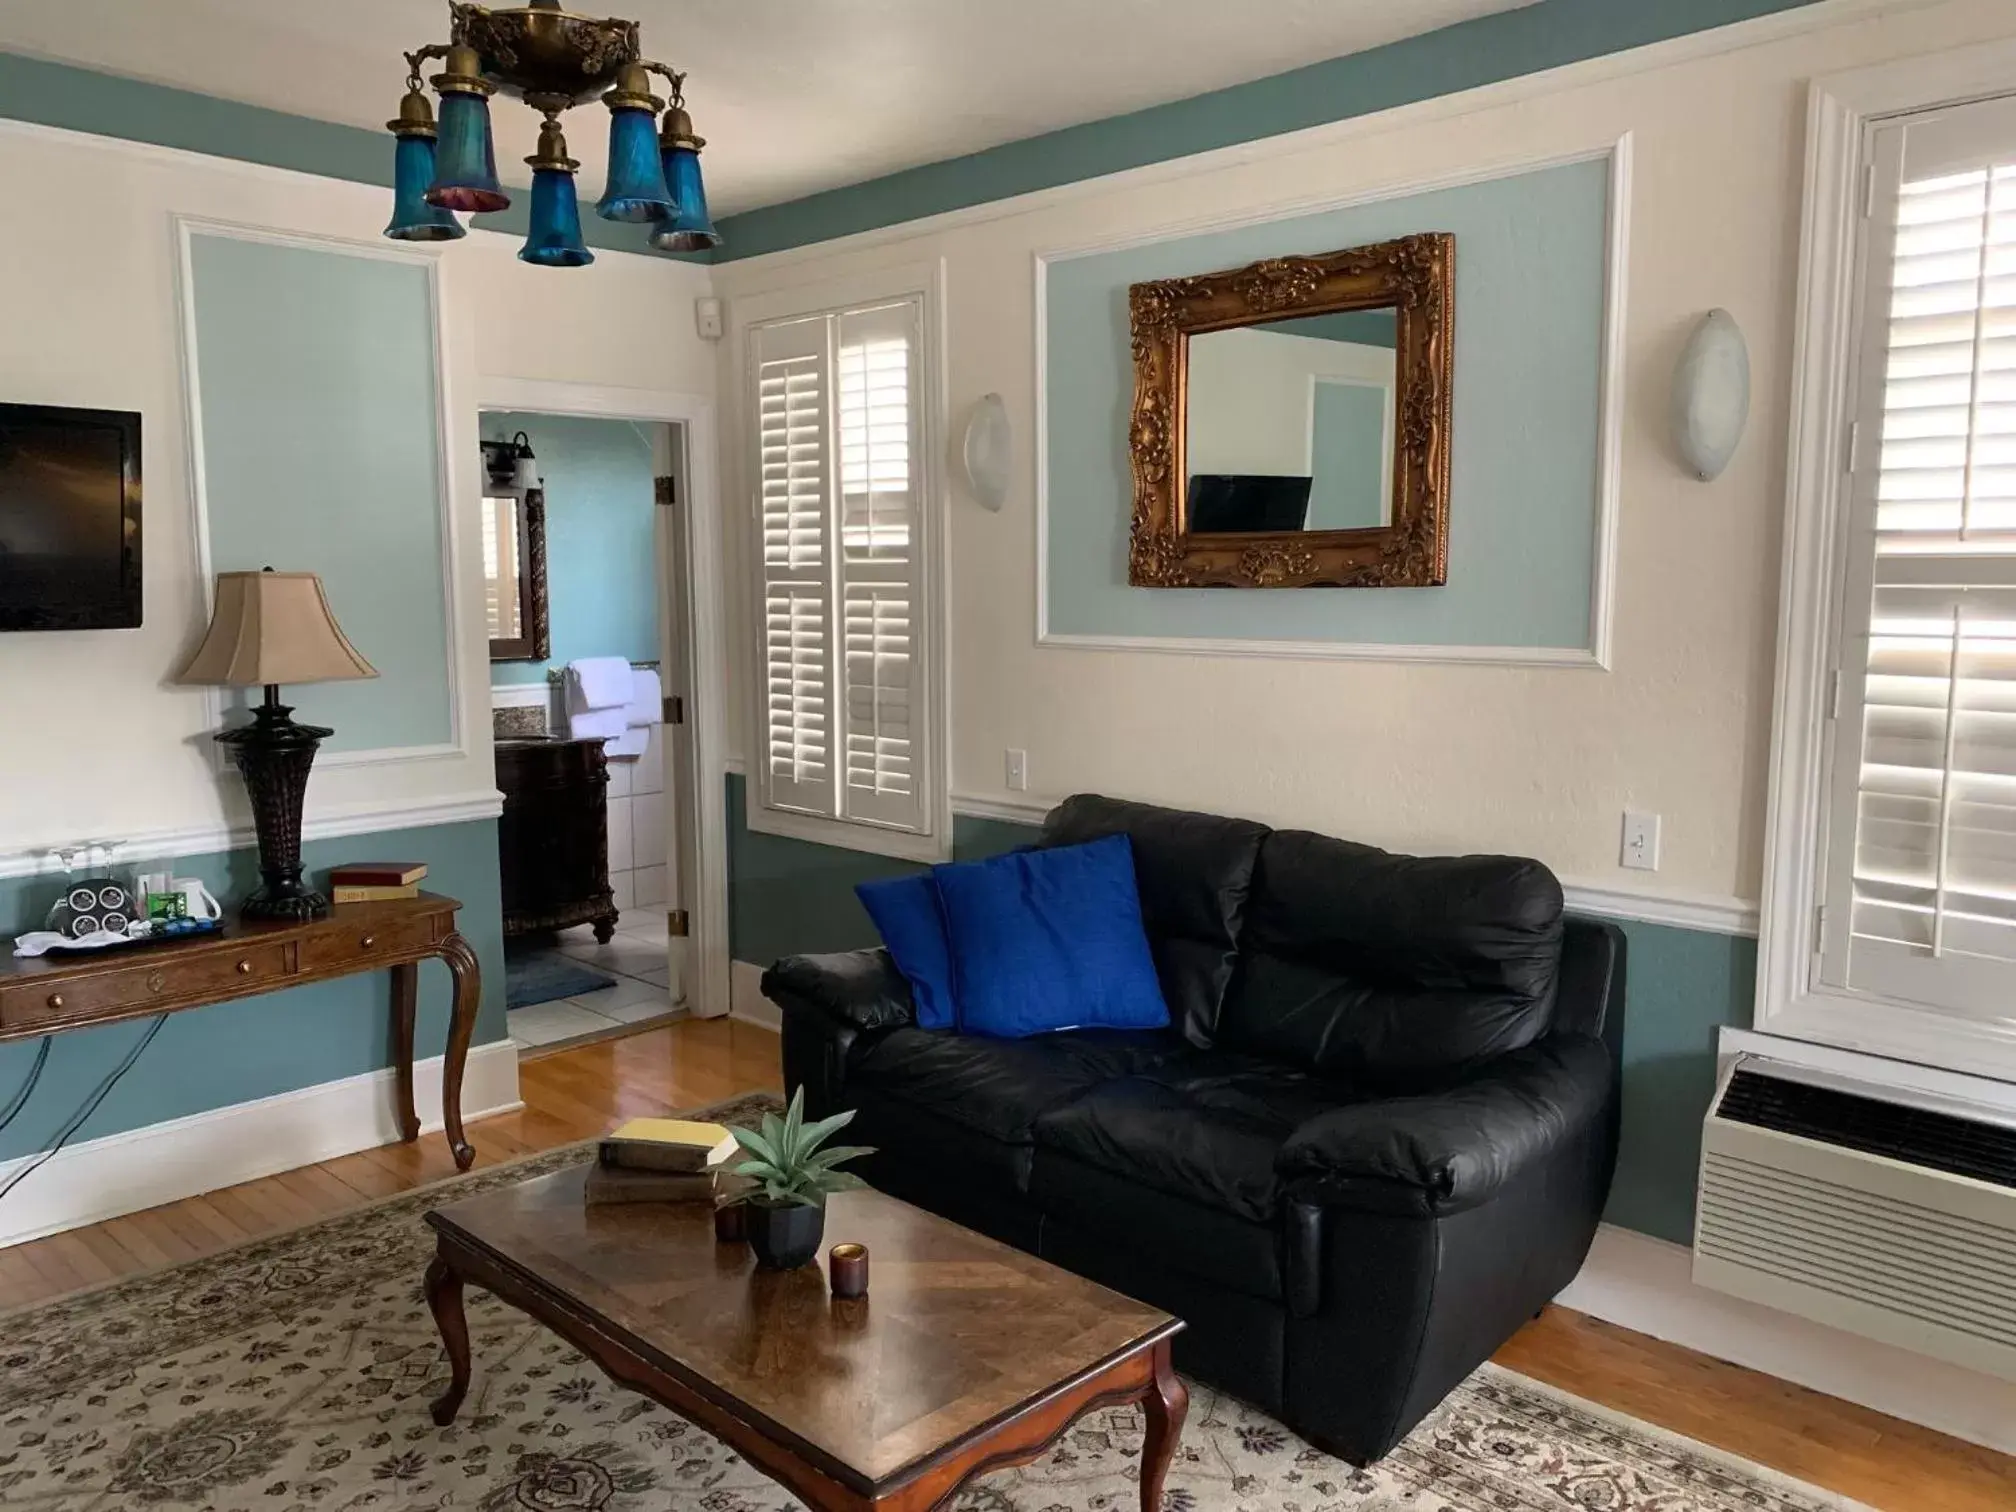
855 873 957 1029
931 834 1169 1039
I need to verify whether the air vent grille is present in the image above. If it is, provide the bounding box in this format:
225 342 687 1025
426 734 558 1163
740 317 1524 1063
1718 1068 2016 1190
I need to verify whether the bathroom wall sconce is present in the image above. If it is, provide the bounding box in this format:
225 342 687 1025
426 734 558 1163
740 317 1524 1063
481 431 540 496
961 393 1012 512
1672 309 1750 482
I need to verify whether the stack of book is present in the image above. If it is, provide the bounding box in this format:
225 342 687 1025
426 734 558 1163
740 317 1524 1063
585 1117 741 1206
329 861 428 904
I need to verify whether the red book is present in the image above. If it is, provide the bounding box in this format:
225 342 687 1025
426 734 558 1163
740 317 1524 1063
328 861 428 887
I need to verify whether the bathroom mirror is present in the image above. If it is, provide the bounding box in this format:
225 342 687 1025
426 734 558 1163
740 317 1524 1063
483 485 549 661
1127 234 1454 588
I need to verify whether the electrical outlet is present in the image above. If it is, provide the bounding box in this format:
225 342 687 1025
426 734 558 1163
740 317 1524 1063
1005 748 1028 792
1621 810 1661 871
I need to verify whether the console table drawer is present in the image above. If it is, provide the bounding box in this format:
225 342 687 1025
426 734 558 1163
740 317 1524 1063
0 941 296 1028
300 916 441 971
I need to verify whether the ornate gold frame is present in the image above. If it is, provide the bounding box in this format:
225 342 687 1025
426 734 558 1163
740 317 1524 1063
1126 233 1455 588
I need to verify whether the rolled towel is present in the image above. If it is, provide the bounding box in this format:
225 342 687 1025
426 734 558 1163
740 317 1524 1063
568 707 628 742
567 656 634 713
624 667 664 728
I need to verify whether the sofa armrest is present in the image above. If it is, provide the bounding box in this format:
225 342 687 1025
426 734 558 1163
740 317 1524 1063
1276 1034 1615 1218
762 947 916 1033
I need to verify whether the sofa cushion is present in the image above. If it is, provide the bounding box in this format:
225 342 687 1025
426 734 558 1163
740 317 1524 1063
1029 1053 1351 1222
933 835 1171 1038
847 1026 1180 1188
855 874 957 1029
1221 829 1563 1087
1041 794 1269 1048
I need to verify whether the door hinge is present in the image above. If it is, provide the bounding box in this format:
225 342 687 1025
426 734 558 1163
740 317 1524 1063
1826 668 1843 720
655 475 677 506
1862 159 1876 219
666 909 689 937
1815 902 1829 940
663 694 684 725
1844 419 1861 476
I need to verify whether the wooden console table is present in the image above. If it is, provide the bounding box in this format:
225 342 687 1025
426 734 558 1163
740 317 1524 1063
0 893 483 1170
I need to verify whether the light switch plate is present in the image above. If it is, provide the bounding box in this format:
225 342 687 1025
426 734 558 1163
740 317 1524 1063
1621 810 1661 871
1005 748 1028 792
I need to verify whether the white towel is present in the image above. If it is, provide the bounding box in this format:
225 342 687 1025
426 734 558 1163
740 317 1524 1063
604 726 649 760
568 707 628 742
624 667 664 728
566 656 634 713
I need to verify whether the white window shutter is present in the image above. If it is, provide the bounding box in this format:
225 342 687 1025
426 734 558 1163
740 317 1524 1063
754 315 837 818
1823 102 2016 1022
836 300 925 831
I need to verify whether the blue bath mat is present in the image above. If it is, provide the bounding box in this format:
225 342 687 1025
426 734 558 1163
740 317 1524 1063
506 950 617 1010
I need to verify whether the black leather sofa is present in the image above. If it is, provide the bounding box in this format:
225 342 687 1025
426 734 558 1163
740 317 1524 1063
766 795 1625 1465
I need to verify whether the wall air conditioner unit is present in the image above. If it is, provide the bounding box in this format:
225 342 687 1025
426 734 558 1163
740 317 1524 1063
1694 1055 2016 1382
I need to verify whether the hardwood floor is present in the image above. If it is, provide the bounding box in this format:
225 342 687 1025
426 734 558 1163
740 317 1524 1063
0 1018 2005 1510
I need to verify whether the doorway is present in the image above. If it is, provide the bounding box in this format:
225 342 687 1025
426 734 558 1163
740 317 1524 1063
473 379 728 1053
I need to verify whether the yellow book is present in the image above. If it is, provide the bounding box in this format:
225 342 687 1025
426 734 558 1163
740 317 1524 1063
598 1118 738 1174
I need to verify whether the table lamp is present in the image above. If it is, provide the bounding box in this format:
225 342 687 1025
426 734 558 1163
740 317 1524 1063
177 569 377 921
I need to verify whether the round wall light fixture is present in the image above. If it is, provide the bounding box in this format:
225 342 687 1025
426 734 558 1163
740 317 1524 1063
1672 308 1751 482
962 393 1012 511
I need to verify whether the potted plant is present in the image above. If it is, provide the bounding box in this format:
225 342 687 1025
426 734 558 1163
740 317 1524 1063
726 1089 874 1269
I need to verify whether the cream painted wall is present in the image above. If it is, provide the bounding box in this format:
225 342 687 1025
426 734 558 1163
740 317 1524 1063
0 120 713 870
710 0 2016 912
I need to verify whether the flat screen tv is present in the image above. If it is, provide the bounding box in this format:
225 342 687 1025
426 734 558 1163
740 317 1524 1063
0 403 142 630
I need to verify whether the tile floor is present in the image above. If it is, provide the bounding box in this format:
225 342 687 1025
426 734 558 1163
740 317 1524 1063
504 911 684 1053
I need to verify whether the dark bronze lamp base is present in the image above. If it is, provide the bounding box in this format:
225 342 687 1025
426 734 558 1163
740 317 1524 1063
216 686 333 922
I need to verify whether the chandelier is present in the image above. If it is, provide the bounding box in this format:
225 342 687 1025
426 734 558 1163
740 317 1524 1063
384 0 719 266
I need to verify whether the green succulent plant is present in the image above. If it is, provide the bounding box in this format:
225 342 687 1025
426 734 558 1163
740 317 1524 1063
727 1088 875 1208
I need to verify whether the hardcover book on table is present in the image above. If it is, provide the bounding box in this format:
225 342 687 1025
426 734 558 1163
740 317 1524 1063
328 862 429 888
598 1118 737 1174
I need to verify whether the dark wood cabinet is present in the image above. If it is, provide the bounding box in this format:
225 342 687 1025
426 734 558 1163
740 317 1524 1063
495 737 617 942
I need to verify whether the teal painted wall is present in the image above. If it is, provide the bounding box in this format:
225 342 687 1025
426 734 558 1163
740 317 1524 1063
1308 382 1388 531
727 773 1743 1247
482 413 659 685
1045 158 1607 648
0 820 506 1161
188 232 453 752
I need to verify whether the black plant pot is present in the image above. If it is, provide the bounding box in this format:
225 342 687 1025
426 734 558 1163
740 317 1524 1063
745 1199 825 1270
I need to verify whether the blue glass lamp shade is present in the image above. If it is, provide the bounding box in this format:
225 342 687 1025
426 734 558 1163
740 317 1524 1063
596 105 676 222
385 133 465 242
426 91 510 214
650 142 722 252
519 118 592 268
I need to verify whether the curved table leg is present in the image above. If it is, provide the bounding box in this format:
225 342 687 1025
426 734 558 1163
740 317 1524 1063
425 1252 471 1426
438 933 481 1171
1139 1339 1188 1512
389 961 420 1144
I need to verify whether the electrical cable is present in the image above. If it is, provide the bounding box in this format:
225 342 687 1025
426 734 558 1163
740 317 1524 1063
0 1015 166 1205
0 1036 51 1135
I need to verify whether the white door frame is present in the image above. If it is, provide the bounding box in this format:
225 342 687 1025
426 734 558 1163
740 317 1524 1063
476 376 730 1020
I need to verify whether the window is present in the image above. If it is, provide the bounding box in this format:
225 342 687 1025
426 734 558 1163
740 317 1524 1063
744 288 945 858
1764 78 2016 1081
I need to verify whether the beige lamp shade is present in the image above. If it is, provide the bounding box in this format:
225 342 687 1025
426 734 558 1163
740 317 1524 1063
177 571 378 687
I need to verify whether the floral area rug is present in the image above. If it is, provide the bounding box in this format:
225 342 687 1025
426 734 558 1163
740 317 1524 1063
0 1090 1867 1512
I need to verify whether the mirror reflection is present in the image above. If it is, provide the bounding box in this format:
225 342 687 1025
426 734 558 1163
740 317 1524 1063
1184 307 1397 534
481 492 526 642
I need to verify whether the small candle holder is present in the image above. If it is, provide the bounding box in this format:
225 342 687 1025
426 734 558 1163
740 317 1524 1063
828 1242 869 1298
713 1201 747 1243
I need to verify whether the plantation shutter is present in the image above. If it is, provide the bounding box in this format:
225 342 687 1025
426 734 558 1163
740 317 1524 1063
755 314 836 817
836 300 924 830
1822 96 2016 1020
750 297 929 838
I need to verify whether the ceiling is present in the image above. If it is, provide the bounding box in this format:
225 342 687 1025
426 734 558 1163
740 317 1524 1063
0 1 1535 216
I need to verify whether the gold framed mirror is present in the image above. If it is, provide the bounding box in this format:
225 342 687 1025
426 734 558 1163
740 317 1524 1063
1127 232 1454 588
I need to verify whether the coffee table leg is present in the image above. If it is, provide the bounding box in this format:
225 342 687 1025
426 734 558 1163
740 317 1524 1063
425 1253 471 1426
1138 1339 1187 1512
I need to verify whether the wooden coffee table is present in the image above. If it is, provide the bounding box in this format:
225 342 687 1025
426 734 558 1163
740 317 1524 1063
423 1167 1187 1512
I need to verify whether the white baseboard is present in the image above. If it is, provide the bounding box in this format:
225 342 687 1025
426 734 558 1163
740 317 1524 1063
1560 1222 2016 1457
729 959 780 1030
0 1037 522 1250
